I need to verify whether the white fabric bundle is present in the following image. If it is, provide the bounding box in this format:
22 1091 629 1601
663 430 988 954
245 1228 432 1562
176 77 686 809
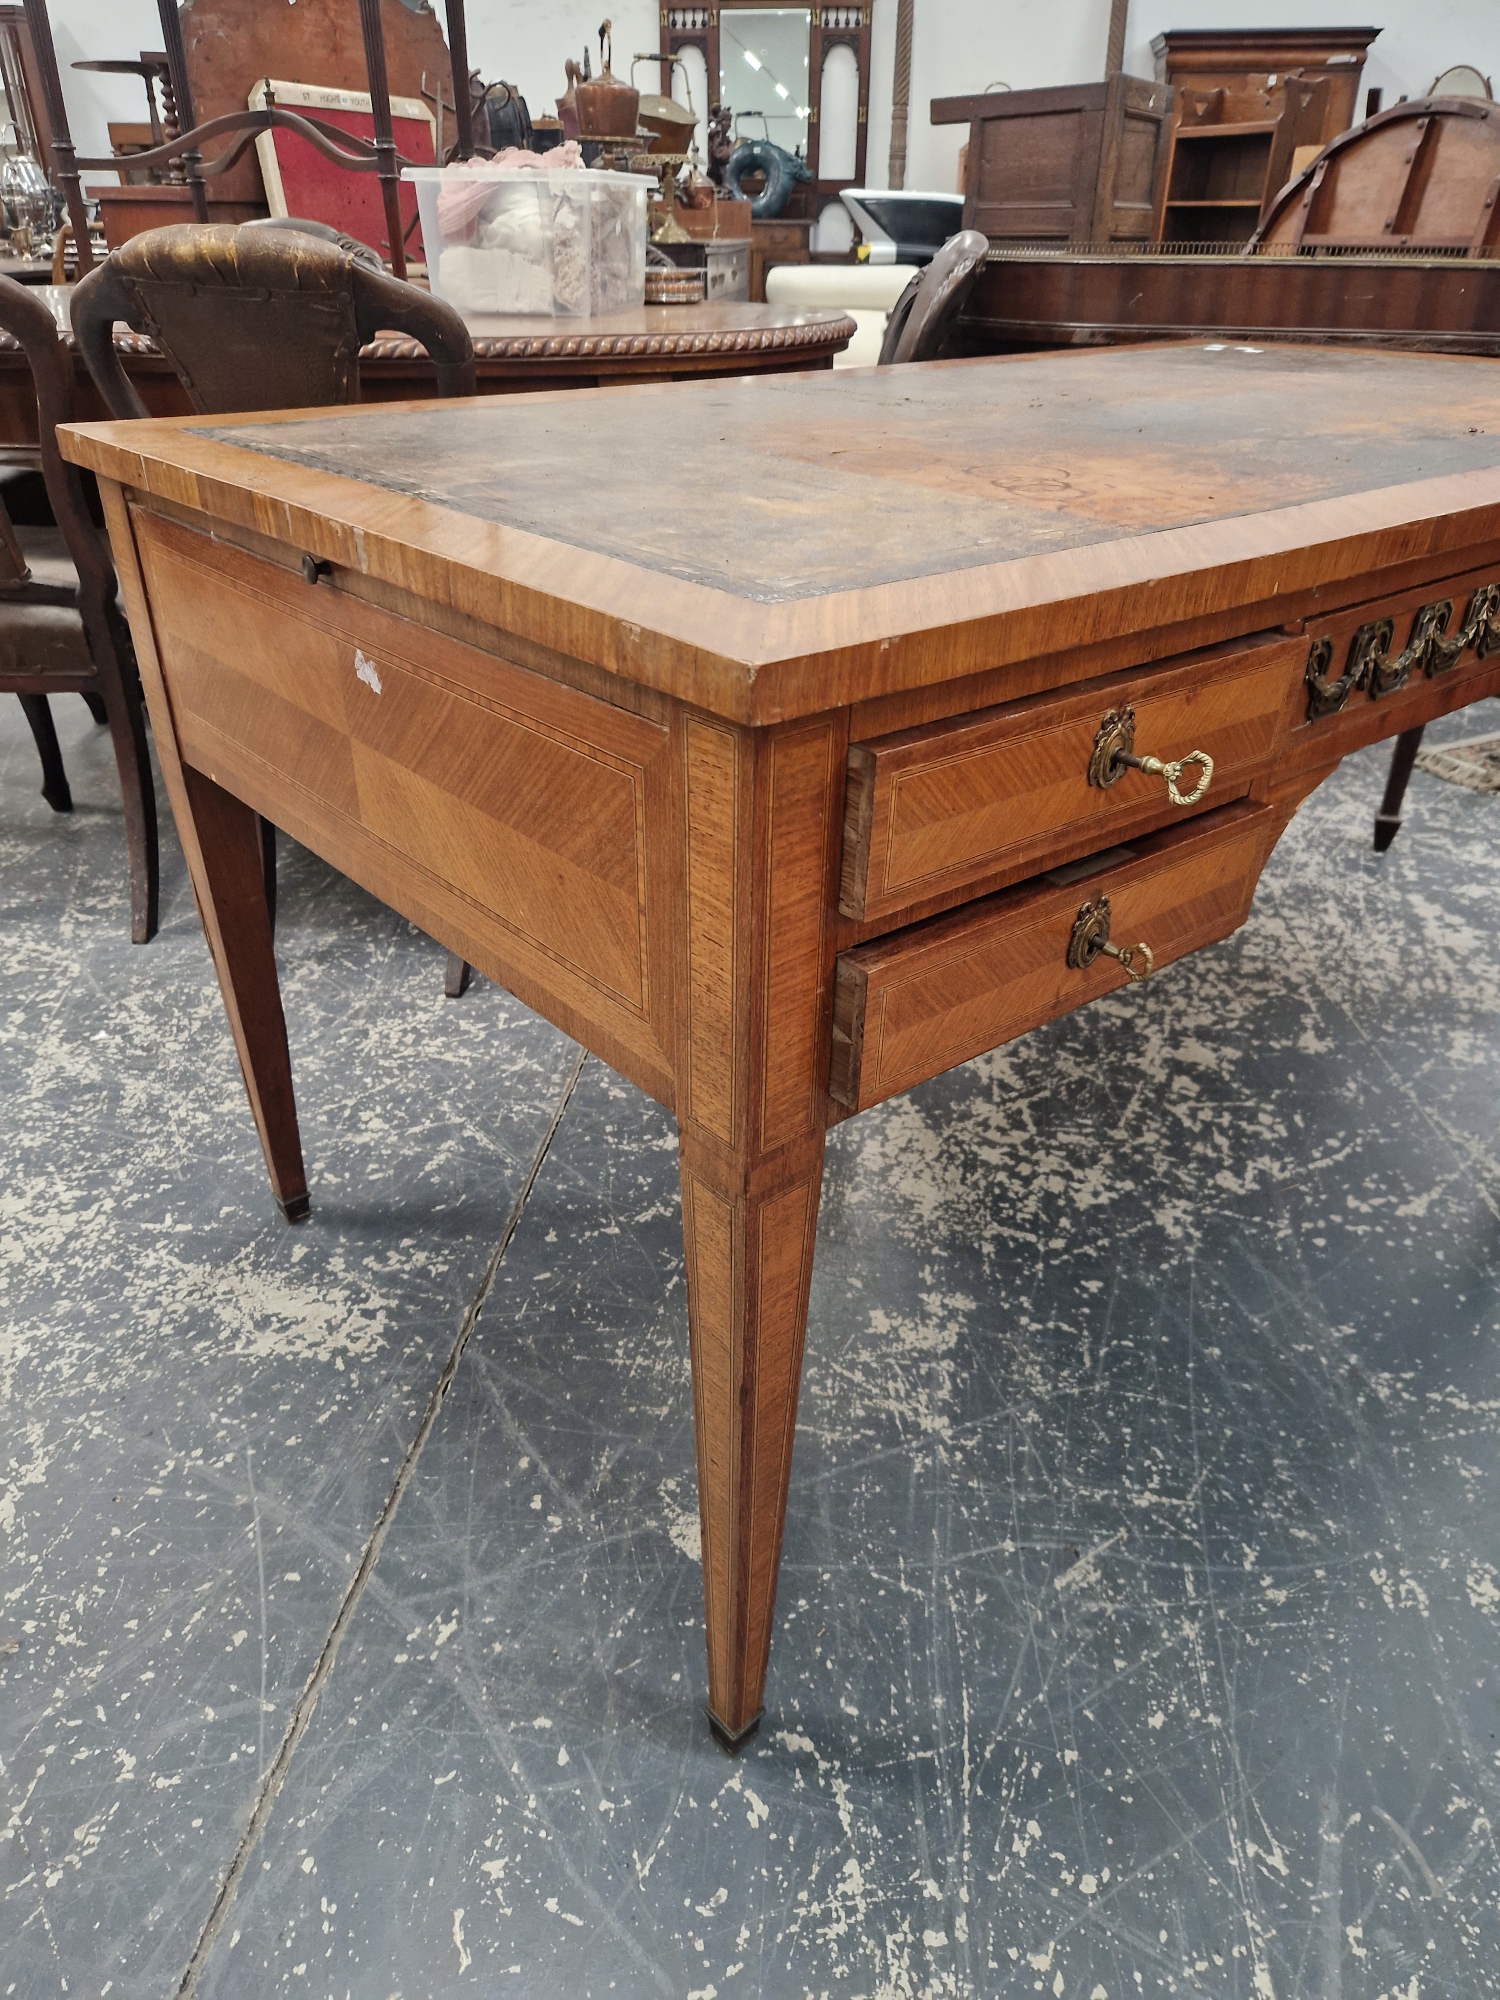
434 142 587 238
476 183 552 260
436 244 553 316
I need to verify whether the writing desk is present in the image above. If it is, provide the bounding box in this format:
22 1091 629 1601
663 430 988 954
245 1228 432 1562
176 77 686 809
61 344 1500 1749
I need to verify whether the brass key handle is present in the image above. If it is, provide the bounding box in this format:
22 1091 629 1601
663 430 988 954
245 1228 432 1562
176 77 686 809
1067 896 1154 983
1088 705 1214 807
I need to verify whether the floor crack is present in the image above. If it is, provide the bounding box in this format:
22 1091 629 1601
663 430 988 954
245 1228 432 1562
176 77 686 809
246 1448 268 1781
174 1045 588 1997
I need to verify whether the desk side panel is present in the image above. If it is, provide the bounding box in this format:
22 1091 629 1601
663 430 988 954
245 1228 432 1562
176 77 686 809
128 501 676 1106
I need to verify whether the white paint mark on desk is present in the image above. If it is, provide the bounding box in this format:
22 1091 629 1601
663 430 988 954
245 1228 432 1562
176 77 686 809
354 649 383 695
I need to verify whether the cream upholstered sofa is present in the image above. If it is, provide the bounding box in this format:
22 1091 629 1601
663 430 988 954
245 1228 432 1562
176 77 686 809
763 262 919 368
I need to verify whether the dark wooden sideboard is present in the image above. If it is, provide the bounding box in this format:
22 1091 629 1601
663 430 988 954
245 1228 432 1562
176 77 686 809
933 77 1173 247
951 94 1500 360
955 247 1500 359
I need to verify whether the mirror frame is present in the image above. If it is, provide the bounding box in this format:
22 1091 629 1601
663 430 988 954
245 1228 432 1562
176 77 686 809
660 2 872 222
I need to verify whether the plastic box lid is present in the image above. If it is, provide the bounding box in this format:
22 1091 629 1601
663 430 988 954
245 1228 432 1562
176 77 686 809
402 166 655 188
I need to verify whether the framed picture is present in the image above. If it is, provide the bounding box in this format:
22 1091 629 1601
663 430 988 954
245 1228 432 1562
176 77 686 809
250 78 437 265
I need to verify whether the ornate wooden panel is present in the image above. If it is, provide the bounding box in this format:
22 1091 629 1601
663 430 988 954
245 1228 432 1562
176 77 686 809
1293 559 1500 750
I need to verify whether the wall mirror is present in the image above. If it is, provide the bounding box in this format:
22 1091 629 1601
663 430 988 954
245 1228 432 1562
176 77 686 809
719 9 811 152
663 2 872 224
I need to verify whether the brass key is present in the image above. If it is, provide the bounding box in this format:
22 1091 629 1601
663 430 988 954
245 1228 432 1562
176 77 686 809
1088 705 1214 806
1066 896 1155 983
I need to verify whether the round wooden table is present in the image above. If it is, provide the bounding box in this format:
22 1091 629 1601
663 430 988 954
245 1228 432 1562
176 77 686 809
0 294 857 458
366 301 857 392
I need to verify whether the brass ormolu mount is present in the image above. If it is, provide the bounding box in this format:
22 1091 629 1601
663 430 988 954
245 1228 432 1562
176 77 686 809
1305 581 1500 722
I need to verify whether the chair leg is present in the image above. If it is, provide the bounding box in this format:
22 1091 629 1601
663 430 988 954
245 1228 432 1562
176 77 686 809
443 950 472 998
69 586 159 941
1374 725 1425 853
259 816 277 932
90 667 160 945
18 693 72 811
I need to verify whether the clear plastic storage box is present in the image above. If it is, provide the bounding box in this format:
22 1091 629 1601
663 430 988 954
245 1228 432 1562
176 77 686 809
405 165 652 322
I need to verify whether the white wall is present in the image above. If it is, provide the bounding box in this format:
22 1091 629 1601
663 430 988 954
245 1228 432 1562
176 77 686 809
42 0 159 164
35 0 1500 195
878 0 1109 194
458 0 660 120
873 0 1500 195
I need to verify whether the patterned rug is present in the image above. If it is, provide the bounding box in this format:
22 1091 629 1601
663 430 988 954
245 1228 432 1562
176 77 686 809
1415 730 1500 792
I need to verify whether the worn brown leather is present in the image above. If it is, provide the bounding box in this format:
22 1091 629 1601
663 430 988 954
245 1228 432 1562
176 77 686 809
241 214 386 270
71 223 476 419
878 230 990 367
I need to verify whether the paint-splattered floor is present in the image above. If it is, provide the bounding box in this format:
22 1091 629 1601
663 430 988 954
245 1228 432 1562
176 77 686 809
4 693 1499 2000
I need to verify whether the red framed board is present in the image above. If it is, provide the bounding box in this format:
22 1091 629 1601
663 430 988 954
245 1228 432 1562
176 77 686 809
250 80 436 267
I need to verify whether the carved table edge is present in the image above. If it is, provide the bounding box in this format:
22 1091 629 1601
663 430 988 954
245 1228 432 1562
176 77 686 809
0 318 859 365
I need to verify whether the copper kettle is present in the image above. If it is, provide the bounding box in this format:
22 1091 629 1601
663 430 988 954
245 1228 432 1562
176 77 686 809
574 20 640 139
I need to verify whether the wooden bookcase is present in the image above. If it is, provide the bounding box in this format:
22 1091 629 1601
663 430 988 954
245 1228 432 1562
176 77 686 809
1154 75 1331 246
1151 27 1379 145
1150 27 1378 246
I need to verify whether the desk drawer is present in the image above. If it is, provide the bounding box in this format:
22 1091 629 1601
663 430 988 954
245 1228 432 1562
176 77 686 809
830 800 1283 1113
840 633 1300 923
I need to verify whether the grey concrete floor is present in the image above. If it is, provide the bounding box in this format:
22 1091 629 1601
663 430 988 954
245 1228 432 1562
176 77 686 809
3 691 1499 2000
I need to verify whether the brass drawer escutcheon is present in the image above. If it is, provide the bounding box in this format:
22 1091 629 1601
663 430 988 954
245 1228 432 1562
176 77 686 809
1088 705 1214 806
1066 895 1154 983
1305 582 1500 721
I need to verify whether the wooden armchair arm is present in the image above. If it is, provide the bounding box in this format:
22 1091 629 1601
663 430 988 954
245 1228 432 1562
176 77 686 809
71 263 153 421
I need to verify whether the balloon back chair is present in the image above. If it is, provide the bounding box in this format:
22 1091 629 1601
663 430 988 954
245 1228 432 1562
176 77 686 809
72 222 477 980
877 229 991 366
0 275 157 941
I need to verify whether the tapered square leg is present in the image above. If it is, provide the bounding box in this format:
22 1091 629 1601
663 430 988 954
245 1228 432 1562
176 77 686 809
179 764 308 1220
681 1138 825 1743
1374 724 1425 852
95 478 301 1208
671 711 847 1744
